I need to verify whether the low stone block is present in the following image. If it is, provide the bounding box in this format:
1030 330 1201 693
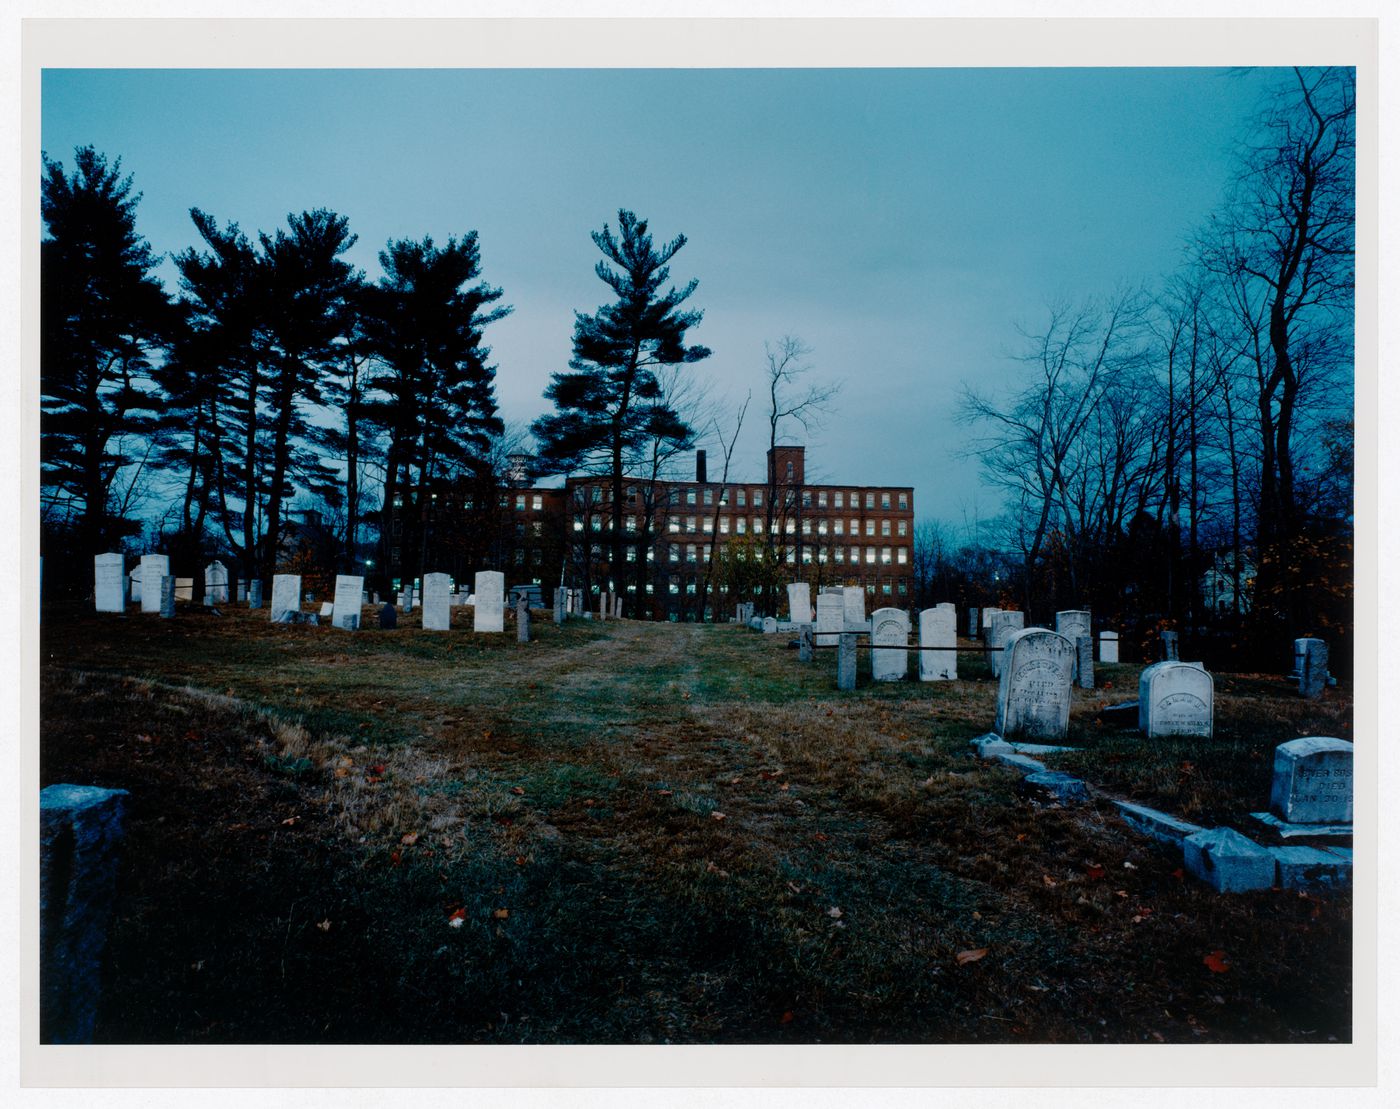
1018 771 1089 805
970 733 1013 757
1114 801 1205 846
1269 845 1352 892
1182 827 1275 892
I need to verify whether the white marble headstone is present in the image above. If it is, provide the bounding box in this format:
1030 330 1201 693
270 574 302 622
474 570 505 633
204 560 230 604
1099 631 1119 664
94 553 126 613
1138 661 1214 738
1269 737 1352 824
919 603 957 681
986 611 1025 677
174 578 193 602
787 582 813 626
422 572 452 631
870 607 910 681
980 607 1002 641
841 586 866 631
994 628 1075 740
1055 610 1091 642
138 555 169 613
331 574 364 630
815 592 843 647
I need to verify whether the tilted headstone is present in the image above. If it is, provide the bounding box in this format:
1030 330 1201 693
980 607 1001 642
1099 630 1119 663
421 572 452 631
815 592 843 647
798 624 813 662
787 582 813 626
517 596 531 643
378 602 397 629
40 784 128 1043
837 631 858 691
1138 661 1214 738
138 554 169 613
967 607 979 637
1076 636 1094 690
613 594 623 618
474 570 505 633
332 574 364 631
1160 630 1180 661
270 574 302 623
920 603 957 681
93 554 126 613
870 607 910 681
159 576 176 618
1269 737 1352 824
1297 639 1329 699
319 602 334 617
204 560 230 604
174 578 193 602
248 579 263 609
841 586 866 631
993 628 1076 741
986 610 1025 677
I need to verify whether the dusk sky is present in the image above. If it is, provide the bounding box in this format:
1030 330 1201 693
41 66 1279 531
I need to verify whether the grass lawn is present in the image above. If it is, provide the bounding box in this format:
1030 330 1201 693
39 602 1353 1044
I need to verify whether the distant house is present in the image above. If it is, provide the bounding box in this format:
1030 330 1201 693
1201 550 1255 616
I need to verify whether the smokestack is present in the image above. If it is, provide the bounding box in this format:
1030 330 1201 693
696 450 707 484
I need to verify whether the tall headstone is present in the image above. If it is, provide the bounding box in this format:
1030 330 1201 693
837 631 858 691
517 596 531 643
204 560 230 604
174 578 193 602
332 574 365 631
1099 631 1119 663
421 572 452 631
269 574 301 623
378 602 397 629
870 607 910 681
614 594 623 618
159 576 176 618
994 628 1076 741
1298 638 1329 699
986 610 1025 677
1076 636 1095 690
248 579 263 609
128 567 142 605
138 554 169 613
787 582 813 626
40 784 128 1043
237 581 247 603
798 624 814 662
598 591 609 622
1160 630 1180 661
1055 610 1091 642
1138 661 1214 738
474 570 505 633
980 607 1002 642
967 607 979 638
93 554 126 613
919 604 957 681
1269 737 1353 824
554 587 566 625
841 586 866 631
815 592 843 647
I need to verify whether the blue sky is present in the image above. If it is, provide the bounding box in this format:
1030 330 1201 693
42 66 1277 530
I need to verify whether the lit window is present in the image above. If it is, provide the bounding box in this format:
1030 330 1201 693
882 583 892 595
881 520 891 537
865 493 875 509
670 582 680 594
818 520 828 535
703 518 713 533
881 493 891 509
737 489 746 507
702 548 711 563
688 516 697 532
866 548 876 564
802 520 812 535
687 489 697 505
573 517 583 532
897 549 908 564
898 493 908 509
753 490 763 507
736 518 747 534
670 547 679 562
669 519 680 533
818 550 828 563
785 549 795 564
626 583 636 592
627 548 636 562
866 521 876 537
626 515 636 531
720 517 730 534
687 582 697 594
818 491 827 507
898 520 907 537
785 519 796 534
720 488 729 505
687 545 697 562
703 489 713 506
802 491 812 507
802 549 812 564
882 547 891 564
647 549 655 562
834 520 843 536
532 495 543 510
646 583 654 593
834 492 843 509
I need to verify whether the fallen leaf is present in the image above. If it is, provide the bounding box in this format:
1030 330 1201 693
448 908 466 929
786 881 803 894
658 789 673 797
514 855 527 866
334 767 349 778
1042 874 1058 888
779 1010 795 1025
390 850 402 866
779 782 790 792
1123 860 1137 870
710 811 726 822
1171 868 1185 881
281 816 299 827
956 948 989 965
1203 950 1231 974
1086 863 1106 880
316 919 331 932
812 832 828 842
493 908 510 920
827 906 843 919
1016 834 1027 843
400 832 419 846
511 786 525 796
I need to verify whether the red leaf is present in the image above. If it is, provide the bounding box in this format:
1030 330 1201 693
1203 950 1231 974
390 850 402 866
956 948 989 966
511 786 525 796
779 1010 795 1025
1085 863 1106 880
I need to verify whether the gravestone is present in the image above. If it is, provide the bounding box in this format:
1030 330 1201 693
237 581 247 603
40 784 129 1043
980 607 1001 641
517 596 531 643
815 592 843 647
787 582 813 626
968 607 979 637
598 591 609 622
128 567 142 605
1160 630 1180 661
421 572 452 631
870 607 910 681
138 554 169 613
159 576 176 618
93 554 126 613
554 588 566 625
1268 737 1352 824
614 594 623 618
248 579 263 609
919 604 957 681
798 624 813 662
174 578 193 602
1297 639 1329 699
1055 610 1091 642
762 616 778 634
269 574 301 623
837 631 858 691
1099 631 1119 663
841 586 866 631
474 570 505 633
332 574 364 631
378 603 397 629
319 602 334 617
204 560 230 604
993 628 1075 741
1182 827 1275 893
986 610 1025 677
1138 661 1214 738
1076 637 1094 690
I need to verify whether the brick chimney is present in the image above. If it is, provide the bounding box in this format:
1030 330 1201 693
695 450 707 484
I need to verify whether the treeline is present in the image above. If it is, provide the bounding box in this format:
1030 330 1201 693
951 68 1354 668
